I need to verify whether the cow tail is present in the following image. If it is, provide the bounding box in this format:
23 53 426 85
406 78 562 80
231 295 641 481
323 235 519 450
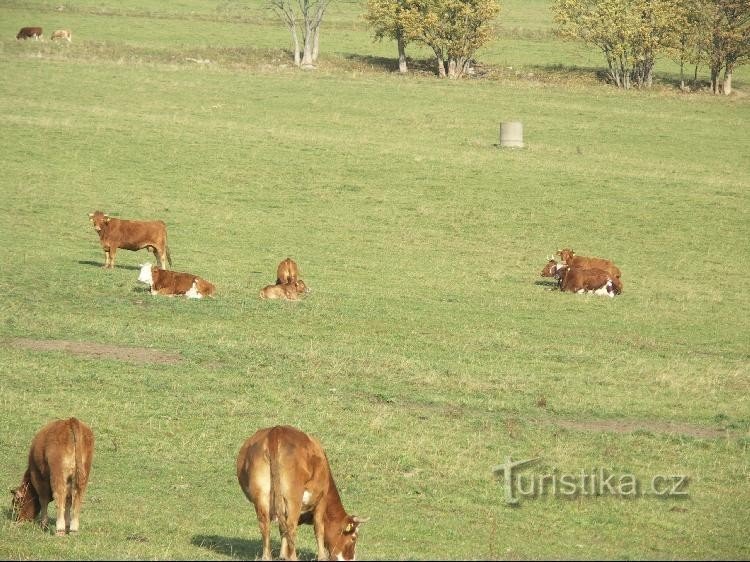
70 418 81 491
268 431 287 534
166 243 173 268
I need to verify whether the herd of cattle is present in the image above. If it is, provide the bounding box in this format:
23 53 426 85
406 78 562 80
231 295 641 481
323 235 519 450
8 211 622 557
11 418 365 560
16 26 72 42
88 210 310 301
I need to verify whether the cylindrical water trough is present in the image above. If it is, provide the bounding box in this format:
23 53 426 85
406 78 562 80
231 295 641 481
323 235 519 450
499 121 524 148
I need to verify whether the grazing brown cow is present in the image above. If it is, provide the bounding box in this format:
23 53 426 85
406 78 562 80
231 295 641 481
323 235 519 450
276 258 300 285
259 280 308 300
50 29 72 42
10 417 94 536
557 248 621 279
89 211 172 269
236 425 366 561
138 263 215 298
16 27 43 40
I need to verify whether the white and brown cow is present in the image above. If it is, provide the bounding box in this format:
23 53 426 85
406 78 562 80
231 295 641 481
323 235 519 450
10 417 94 536
236 425 367 561
89 211 172 269
50 29 72 42
557 248 621 280
138 263 215 298
542 259 622 297
16 27 43 40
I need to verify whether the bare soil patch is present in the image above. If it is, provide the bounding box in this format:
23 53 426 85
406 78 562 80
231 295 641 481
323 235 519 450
552 418 730 439
8 338 182 365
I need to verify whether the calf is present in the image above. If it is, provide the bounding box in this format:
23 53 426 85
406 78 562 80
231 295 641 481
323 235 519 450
50 29 72 42
236 425 366 561
16 27 43 40
138 263 215 298
11 417 94 536
259 279 308 300
89 211 172 269
557 248 621 279
276 258 300 285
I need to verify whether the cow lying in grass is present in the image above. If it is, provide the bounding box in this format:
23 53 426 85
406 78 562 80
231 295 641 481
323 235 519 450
259 279 308 300
11 417 94 536
138 263 215 298
541 259 622 297
557 248 621 280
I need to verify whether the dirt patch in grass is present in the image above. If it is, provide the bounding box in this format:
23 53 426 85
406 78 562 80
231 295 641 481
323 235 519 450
8 338 182 365
552 418 730 439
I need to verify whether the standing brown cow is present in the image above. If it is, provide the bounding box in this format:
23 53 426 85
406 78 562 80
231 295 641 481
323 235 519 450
89 210 172 269
236 425 366 561
10 417 94 536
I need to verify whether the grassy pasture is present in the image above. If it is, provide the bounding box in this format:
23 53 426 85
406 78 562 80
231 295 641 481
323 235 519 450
1 0 749 560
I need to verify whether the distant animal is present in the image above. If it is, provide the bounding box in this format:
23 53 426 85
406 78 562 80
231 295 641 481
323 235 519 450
138 263 215 298
236 425 367 561
259 279 308 300
555 261 622 296
10 417 94 536
276 258 300 285
50 29 71 42
16 27 43 40
557 248 621 279
88 210 172 269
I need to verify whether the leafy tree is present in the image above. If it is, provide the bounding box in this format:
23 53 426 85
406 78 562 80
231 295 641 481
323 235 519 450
269 0 333 68
702 0 750 94
364 0 412 73
553 0 685 89
400 0 500 79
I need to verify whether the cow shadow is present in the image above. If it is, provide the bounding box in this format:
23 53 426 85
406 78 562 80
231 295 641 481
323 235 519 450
534 280 559 289
191 534 316 560
77 260 140 271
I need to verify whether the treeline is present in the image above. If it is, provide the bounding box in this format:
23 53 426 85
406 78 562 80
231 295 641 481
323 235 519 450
268 0 749 92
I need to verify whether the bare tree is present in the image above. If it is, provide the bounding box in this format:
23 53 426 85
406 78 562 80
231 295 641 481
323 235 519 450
269 0 333 68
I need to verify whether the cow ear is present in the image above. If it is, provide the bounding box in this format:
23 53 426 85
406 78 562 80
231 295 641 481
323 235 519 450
104 215 111 223
88 213 94 219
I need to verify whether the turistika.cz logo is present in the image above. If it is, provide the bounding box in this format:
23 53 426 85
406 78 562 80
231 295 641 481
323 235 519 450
492 456 689 505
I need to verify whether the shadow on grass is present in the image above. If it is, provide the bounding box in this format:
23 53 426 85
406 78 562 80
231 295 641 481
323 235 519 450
342 53 437 75
191 534 316 560
77 260 141 271
534 280 559 288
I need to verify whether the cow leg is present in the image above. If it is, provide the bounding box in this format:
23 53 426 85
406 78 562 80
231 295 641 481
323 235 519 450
279 506 301 560
30 474 51 530
69 486 82 532
107 247 116 268
313 506 328 561
253 501 272 560
50 479 68 535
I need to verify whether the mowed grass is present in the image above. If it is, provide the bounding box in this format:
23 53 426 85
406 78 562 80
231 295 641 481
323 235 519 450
0 1 749 560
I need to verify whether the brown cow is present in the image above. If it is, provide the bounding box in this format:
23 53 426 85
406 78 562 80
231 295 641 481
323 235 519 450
259 279 308 300
16 27 43 40
50 29 72 42
236 425 366 561
557 248 621 279
10 417 94 536
89 210 172 269
541 259 622 296
276 258 300 285
138 263 215 298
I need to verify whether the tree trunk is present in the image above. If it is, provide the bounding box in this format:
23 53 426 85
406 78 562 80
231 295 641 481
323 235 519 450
397 31 407 74
301 20 314 68
710 64 722 94
723 67 733 95
312 25 320 62
291 24 301 66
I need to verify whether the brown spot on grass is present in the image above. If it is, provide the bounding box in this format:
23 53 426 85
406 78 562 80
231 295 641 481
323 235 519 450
553 418 729 439
8 338 182 365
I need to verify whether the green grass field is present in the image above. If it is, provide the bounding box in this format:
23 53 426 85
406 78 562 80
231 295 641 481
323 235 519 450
1 1 748 559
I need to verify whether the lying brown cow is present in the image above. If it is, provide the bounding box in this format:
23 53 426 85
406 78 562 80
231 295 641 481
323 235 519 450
557 248 621 279
259 279 308 300
50 29 72 42
89 210 172 269
138 263 215 298
11 417 94 536
16 27 43 40
541 259 622 296
236 425 367 561
276 258 300 285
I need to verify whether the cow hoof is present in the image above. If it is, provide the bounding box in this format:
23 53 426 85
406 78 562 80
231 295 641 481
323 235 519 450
55 530 66 537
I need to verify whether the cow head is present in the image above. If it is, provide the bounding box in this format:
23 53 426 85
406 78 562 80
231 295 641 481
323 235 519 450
294 279 310 294
10 476 40 522
88 211 110 232
557 248 575 263
327 515 368 561
137 263 154 286
540 259 558 278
